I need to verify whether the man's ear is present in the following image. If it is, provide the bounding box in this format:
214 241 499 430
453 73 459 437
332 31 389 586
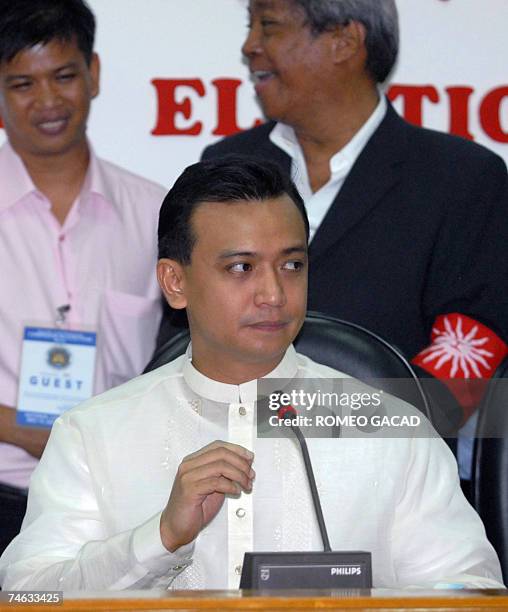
157 259 187 309
89 52 100 99
330 20 367 64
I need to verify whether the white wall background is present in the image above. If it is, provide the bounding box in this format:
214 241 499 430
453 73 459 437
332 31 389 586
1 0 507 190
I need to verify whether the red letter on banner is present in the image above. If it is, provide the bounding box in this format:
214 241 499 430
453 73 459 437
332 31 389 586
480 87 508 143
211 79 263 136
151 79 205 136
387 85 439 126
445 86 474 140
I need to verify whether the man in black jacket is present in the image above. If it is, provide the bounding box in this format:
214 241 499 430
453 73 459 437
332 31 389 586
155 0 508 466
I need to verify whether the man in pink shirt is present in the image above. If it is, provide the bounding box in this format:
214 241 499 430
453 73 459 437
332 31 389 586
0 0 166 552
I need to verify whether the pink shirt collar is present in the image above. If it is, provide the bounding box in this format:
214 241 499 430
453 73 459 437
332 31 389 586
0 142 36 211
0 141 117 214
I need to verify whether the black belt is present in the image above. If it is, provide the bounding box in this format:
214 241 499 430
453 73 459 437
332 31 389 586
0 482 28 557
0 482 28 500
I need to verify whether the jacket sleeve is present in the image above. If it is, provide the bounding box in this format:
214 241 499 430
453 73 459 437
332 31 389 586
422 152 508 343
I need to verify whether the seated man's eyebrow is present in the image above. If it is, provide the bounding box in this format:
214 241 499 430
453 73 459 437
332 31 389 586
281 246 307 256
218 250 257 259
217 246 307 260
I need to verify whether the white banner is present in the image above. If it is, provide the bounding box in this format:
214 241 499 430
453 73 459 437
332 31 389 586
1 0 507 190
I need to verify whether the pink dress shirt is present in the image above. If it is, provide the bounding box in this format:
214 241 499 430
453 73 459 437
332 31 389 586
0 142 166 488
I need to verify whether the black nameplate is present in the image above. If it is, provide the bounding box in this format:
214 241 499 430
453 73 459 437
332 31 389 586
240 551 372 589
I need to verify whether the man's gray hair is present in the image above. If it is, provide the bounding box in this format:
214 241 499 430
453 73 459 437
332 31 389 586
293 0 399 83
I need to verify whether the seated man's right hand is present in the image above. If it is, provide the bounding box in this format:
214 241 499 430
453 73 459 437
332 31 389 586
160 441 255 552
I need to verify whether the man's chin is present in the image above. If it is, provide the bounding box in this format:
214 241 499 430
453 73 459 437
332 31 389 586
238 317 303 360
252 91 280 122
240 336 292 366
257 103 281 124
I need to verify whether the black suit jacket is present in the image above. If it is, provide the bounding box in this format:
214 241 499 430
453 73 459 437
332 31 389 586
157 102 508 360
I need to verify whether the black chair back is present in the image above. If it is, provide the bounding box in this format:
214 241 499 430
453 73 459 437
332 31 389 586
473 356 508 582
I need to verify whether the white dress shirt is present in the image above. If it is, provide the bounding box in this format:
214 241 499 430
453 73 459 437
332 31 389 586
270 96 387 241
0 346 502 590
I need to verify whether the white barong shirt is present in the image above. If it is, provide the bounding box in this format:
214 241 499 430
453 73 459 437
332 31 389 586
0 346 502 590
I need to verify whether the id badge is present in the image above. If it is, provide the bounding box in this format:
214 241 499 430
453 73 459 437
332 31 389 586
16 326 97 428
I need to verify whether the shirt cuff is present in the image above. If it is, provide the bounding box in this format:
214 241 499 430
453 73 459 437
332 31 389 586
131 511 194 577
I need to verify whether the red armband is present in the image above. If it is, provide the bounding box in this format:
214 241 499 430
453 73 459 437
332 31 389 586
412 313 508 419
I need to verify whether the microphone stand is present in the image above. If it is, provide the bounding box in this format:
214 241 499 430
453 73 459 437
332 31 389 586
239 404 372 590
280 405 331 552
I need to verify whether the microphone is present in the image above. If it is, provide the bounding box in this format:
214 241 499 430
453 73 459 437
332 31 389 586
277 405 331 552
239 400 372 590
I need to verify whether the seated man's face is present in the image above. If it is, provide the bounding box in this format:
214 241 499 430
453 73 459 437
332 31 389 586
0 37 99 160
173 195 308 382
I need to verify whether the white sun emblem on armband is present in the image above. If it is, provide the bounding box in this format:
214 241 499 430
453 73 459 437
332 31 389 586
419 316 494 378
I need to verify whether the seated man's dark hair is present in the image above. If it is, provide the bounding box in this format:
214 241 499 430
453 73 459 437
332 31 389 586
158 155 309 264
0 0 96 65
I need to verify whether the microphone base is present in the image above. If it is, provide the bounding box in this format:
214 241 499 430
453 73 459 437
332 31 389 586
239 551 372 590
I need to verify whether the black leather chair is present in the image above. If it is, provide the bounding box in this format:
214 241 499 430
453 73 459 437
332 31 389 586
145 311 432 421
472 356 508 582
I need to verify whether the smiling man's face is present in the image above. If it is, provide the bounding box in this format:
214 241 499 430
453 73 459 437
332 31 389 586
160 194 308 384
0 37 99 161
242 0 335 126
